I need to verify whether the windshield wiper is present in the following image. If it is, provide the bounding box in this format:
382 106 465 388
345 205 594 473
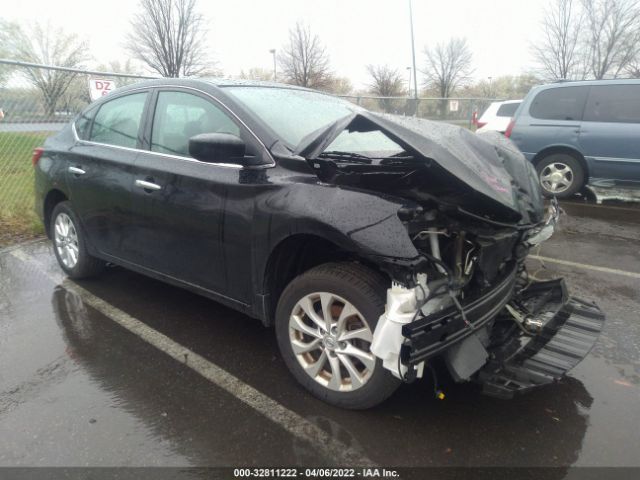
318 150 372 164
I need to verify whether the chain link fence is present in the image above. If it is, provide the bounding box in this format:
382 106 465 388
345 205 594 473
0 59 501 245
0 59 154 245
337 95 503 128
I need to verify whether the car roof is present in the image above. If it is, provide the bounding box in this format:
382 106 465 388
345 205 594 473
538 78 640 89
201 77 315 90
111 76 320 94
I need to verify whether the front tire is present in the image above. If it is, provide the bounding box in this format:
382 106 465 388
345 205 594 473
536 153 585 198
51 201 105 279
275 262 401 409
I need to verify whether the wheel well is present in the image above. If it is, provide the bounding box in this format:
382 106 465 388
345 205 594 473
43 190 68 238
262 235 385 325
532 146 589 181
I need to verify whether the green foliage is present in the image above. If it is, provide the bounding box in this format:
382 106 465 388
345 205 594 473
239 68 274 81
0 131 49 245
320 76 353 95
460 74 542 100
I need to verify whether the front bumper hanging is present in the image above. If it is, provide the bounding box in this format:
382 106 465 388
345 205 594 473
394 273 604 398
478 279 605 399
399 267 517 366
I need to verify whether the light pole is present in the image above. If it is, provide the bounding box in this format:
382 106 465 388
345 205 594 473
408 0 418 101
406 66 412 97
269 49 277 81
487 76 493 98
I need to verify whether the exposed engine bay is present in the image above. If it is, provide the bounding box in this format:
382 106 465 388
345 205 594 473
298 111 605 399
369 196 603 398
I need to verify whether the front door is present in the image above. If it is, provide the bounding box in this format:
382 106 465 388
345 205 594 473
130 88 254 299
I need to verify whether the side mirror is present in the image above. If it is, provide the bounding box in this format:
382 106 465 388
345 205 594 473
188 133 247 164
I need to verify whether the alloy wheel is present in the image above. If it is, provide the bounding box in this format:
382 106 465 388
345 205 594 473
54 213 79 269
540 162 574 194
288 292 376 392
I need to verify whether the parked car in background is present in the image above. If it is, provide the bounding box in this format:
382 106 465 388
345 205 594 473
475 100 521 133
33 78 603 409
506 79 640 198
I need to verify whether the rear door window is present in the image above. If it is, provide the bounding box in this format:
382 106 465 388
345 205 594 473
90 92 148 148
150 91 240 157
496 102 520 117
584 84 640 123
529 86 589 121
75 105 98 140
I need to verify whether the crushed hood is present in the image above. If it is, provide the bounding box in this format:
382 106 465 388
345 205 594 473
294 112 544 225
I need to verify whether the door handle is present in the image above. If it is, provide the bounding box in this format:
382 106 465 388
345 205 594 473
68 166 86 175
135 179 162 191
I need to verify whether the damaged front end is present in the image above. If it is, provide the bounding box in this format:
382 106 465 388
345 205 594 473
297 111 605 399
369 201 604 399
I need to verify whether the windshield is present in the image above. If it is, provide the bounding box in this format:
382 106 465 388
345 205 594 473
223 86 357 147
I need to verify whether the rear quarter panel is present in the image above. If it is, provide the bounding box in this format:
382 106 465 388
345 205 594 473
35 126 74 228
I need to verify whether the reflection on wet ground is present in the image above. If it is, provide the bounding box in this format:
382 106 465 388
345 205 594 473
0 199 639 468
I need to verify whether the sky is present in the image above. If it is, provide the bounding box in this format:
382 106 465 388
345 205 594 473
1 0 548 89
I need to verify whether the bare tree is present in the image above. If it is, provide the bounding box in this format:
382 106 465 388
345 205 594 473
239 68 273 81
626 61 640 77
366 65 406 111
422 38 473 98
465 74 541 99
582 0 640 79
0 20 21 86
533 0 584 80
422 37 473 117
127 0 209 77
278 22 332 89
322 76 353 95
7 22 88 117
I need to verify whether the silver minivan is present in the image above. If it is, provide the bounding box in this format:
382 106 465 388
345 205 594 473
507 79 640 198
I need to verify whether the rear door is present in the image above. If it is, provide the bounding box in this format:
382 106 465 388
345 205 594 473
512 86 588 158
68 90 150 261
130 88 255 299
579 84 640 183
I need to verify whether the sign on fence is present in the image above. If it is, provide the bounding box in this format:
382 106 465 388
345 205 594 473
88 78 117 101
449 100 459 112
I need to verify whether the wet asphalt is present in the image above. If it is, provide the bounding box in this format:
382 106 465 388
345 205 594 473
0 199 639 470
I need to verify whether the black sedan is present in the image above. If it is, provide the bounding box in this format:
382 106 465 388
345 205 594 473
34 78 604 409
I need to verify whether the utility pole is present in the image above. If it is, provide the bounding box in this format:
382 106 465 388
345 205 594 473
409 0 418 101
269 49 277 81
406 66 412 97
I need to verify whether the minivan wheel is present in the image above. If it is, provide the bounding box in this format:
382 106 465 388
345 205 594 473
275 262 401 409
535 153 585 198
51 201 105 279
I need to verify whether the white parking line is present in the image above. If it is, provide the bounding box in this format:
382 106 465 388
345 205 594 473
561 201 640 213
528 254 640 280
10 249 376 467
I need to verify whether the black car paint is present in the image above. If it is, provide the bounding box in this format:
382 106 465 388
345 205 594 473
36 79 430 323
35 78 605 400
297 112 544 226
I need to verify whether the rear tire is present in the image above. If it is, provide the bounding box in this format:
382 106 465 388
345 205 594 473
535 153 585 198
275 262 401 409
50 201 105 279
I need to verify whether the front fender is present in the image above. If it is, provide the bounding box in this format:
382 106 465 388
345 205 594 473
253 182 421 283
